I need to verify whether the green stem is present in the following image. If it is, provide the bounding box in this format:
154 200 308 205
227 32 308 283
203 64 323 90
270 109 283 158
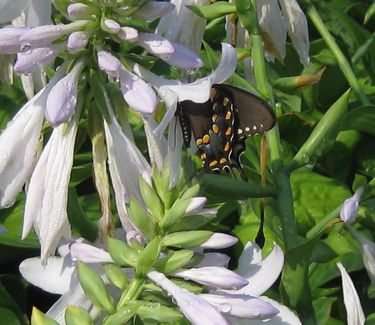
275 170 299 250
306 206 341 239
117 277 145 309
306 3 370 105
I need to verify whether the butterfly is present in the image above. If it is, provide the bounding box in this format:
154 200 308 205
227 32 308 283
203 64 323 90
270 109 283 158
176 84 276 180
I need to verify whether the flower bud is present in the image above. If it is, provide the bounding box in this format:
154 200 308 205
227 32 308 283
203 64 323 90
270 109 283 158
67 3 98 19
97 50 121 78
174 266 248 290
67 31 89 53
119 68 157 114
200 233 238 249
101 18 120 34
137 33 174 55
0 26 26 54
340 188 363 225
14 44 64 74
117 26 138 42
45 60 84 126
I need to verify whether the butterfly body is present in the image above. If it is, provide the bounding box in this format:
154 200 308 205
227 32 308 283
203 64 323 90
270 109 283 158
177 84 275 179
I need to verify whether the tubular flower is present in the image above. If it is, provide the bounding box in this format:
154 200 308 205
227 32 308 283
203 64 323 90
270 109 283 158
22 104 81 264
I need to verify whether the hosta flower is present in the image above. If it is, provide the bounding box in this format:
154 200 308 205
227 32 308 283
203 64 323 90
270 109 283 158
22 104 81 263
258 0 309 66
0 0 29 23
157 0 209 55
0 69 64 208
103 96 151 234
337 263 365 325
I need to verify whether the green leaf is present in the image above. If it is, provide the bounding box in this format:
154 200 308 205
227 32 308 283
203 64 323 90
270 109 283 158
187 2 236 19
65 306 93 325
280 240 317 324
161 198 191 230
343 105 375 135
67 189 98 242
291 168 351 234
103 304 139 325
137 303 183 322
77 262 115 313
0 307 20 325
313 297 337 325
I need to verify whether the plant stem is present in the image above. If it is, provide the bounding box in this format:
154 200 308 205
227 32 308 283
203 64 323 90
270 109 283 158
306 3 370 105
275 170 299 250
117 277 145 309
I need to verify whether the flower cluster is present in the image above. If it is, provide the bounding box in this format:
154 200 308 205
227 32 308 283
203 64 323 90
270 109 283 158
20 164 301 324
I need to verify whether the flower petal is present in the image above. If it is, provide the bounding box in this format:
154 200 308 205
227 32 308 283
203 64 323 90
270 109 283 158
196 252 230 268
0 0 29 23
148 271 229 325
173 266 248 290
0 67 64 208
69 242 114 264
22 111 80 263
201 293 278 319
229 242 284 296
160 42 203 69
337 263 365 325
134 1 175 20
19 256 75 294
200 233 238 249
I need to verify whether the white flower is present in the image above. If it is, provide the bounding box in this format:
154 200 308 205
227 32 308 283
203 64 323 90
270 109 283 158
257 0 309 66
0 68 64 208
148 270 229 325
347 225 375 290
220 242 301 324
0 0 29 23
157 0 209 54
102 92 151 234
22 105 81 263
337 263 365 325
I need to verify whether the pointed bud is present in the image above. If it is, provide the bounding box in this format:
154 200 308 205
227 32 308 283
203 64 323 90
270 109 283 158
19 22 88 47
137 33 174 55
185 197 207 215
67 31 89 53
101 18 120 34
118 26 138 42
14 44 64 74
97 50 121 78
174 266 248 290
340 188 363 225
45 61 84 126
67 3 98 19
119 68 157 114
200 293 279 319
200 233 238 249
70 242 113 263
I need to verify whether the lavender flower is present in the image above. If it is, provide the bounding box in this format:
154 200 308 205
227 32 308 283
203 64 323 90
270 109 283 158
340 188 363 225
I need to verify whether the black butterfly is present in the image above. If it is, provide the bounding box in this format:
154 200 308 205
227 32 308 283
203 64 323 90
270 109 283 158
176 84 276 180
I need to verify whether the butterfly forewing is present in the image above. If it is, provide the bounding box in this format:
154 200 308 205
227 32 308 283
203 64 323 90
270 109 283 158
177 84 276 179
